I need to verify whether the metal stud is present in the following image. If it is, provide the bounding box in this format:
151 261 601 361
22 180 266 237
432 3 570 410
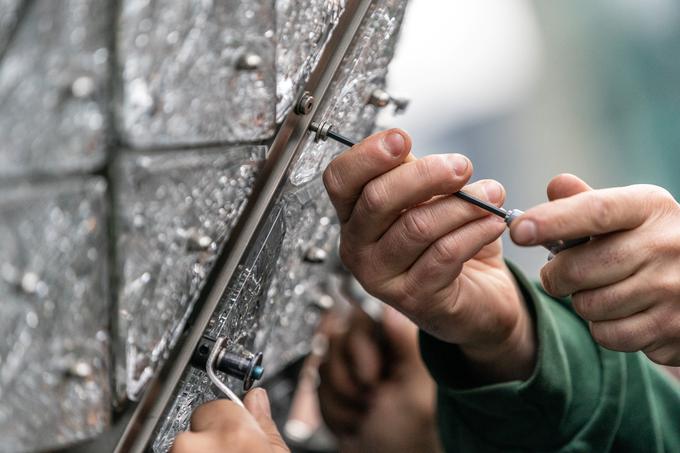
368 88 391 108
236 52 263 71
304 246 328 263
294 91 315 115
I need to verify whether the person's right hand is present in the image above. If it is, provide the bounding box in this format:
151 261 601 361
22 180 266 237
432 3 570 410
318 306 442 452
323 129 536 383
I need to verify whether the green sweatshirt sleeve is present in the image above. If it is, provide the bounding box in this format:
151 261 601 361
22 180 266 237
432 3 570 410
419 262 680 452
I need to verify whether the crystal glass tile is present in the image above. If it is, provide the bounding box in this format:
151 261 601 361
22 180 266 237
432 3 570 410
0 0 22 55
275 0 345 122
152 207 286 453
151 177 341 451
115 145 265 400
0 0 110 178
116 0 276 148
0 178 110 452
290 0 409 185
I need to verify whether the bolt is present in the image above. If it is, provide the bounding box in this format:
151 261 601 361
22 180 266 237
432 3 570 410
236 52 263 71
294 91 315 115
368 88 391 108
191 337 265 391
304 246 328 263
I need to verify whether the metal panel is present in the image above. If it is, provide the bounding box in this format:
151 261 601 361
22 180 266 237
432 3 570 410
275 0 345 121
115 145 265 400
0 0 110 178
290 0 408 186
116 0 276 148
0 178 110 452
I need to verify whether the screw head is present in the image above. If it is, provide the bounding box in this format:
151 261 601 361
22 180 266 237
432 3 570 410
368 88 391 108
236 52 263 70
294 91 315 115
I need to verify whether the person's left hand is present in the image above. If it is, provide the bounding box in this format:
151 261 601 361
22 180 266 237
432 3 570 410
510 173 680 366
171 389 289 453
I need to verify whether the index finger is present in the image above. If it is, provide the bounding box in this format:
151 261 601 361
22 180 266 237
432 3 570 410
323 128 411 222
510 185 651 245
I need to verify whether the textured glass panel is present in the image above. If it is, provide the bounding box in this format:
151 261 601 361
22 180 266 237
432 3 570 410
115 145 265 400
0 0 110 178
117 0 276 147
0 178 110 452
152 208 286 453
275 0 345 121
257 178 340 374
151 178 340 451
290 0 409 185
0 0 22 54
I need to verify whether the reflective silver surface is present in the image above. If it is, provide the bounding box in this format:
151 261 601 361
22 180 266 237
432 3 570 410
115 145 265 400
275 0 345 121
152 208 286 453
0 0 110 178
0 0 22 54
116 0 276 147
0 178 110 452
290 0 408 185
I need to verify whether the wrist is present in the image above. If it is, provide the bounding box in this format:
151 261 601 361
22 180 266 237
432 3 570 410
459 268 537 384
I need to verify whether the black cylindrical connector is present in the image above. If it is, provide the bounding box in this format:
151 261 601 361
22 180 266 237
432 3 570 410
191 336 264 391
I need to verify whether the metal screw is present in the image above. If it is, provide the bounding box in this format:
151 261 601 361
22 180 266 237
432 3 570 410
309 121 333 142
294 91 315 115
304 246 328 263
368 88 391 108
236 52 263 71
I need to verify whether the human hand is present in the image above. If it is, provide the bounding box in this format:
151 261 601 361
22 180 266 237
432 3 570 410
171 389 289 453
510 173 680 365
318 306 441 452
323 129 535 383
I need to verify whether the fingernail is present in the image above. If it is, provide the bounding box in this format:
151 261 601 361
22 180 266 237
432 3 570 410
252 388 271 417
382 132 405 157
513 219 537 244
483 180 502 203
452 154 469 176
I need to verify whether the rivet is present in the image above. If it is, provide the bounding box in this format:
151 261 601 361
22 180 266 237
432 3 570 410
236 52 263 71
304 246 328 263
368 88 391 108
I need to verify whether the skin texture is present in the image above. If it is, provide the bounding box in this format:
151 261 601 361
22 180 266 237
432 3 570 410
322 129 536 383
170 389 289 453
318 306 442 452
510 173 680 366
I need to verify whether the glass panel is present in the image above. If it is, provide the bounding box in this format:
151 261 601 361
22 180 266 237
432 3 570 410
151 206 287 453
0 0 110 177
275 0 345 121
0 178 110 452
115 145 265 400
116 0 276 148
290 0 409 185
0 0 22 54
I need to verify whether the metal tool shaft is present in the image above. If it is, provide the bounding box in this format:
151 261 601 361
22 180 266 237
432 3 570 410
310 122 508 218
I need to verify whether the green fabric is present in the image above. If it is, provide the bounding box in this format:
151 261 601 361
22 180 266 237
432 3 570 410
419 262 680 452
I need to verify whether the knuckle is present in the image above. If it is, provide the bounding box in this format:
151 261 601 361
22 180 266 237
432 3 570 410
322 166 343 200
360 179 389 214
402 209 433 243
539 265 557 296
431 235 460 267
589 194 614 232
572 292 594 319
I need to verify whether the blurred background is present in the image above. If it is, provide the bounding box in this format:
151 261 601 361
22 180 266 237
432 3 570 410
378 0 680 276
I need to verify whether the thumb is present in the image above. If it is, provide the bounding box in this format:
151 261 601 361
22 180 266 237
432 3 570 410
547 173 592 201
244 389 290 452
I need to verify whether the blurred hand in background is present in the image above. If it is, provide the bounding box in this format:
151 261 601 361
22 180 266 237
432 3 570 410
318 306 442 453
